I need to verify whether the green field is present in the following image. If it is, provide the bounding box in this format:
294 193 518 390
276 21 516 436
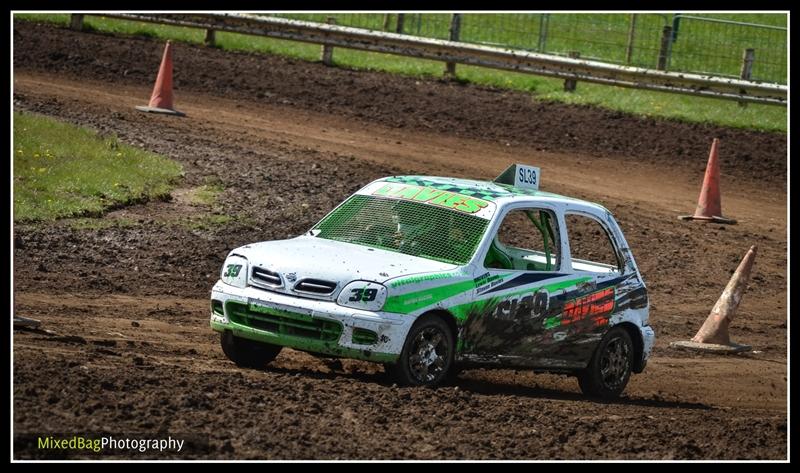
276 13 787 83
13 112 183 222
14 13 787 132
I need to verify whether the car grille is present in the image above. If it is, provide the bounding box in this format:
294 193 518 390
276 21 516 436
226 301 342 342
294 278 337 295
251 266 282 287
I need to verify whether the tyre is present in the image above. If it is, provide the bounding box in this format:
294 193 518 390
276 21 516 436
220 331 282 369
578 326 633 399
388 315 455 387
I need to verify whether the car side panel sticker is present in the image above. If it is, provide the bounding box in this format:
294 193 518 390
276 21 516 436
480 272 570 295
457 274 638 368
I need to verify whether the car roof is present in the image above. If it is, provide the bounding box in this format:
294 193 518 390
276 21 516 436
375 175 610 214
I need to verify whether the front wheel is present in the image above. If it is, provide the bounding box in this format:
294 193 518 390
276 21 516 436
578 327 633 399
220 331 282 369
388 315 454 386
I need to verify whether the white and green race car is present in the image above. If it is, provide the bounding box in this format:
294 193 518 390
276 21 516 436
211 164 654 398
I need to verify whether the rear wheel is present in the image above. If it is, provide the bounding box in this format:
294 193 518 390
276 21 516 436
578 327 633 399
388 315 454 386
220 331 282 369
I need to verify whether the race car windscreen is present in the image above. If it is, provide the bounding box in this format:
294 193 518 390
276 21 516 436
313 195 489 265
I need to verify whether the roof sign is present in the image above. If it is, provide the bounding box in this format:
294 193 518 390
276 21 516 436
494 164 541 191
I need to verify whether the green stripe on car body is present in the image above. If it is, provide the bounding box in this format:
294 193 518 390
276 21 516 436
500 276 593 300
383 278 476 314
449 275 593 323
388 271 464 288
383 273 587 316
383 272 514 315
450 297 503 323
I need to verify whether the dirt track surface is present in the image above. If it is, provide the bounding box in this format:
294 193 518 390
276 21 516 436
13 21 787 460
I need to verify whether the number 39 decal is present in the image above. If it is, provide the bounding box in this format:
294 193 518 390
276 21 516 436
223 264 242 278
349 288 378 302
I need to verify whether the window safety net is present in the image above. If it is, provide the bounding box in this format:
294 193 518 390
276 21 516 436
314 195 489 265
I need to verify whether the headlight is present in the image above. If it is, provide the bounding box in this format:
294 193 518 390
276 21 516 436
337 281 387 311
220 255 248 289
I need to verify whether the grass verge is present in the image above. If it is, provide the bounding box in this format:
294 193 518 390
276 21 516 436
13 111 183 222
186 183 225 207
14 14 787 132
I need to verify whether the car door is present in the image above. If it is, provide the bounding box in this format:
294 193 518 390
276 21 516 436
545 210 627 363
461 205 573 365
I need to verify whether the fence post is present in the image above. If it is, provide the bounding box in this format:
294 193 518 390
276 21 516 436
396 14 405 34
738 48 755 108
204 29 216 47
625 14 637 65
537 13 550 52
444 14 462 78
382 14 391 31
320 17 337 66
70 14 84 31
657 25 673 70
671 14 682 42
563 51 580 92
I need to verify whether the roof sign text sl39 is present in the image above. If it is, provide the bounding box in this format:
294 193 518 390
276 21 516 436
494 163 541 191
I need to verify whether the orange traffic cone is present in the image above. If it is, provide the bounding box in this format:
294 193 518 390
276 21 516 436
678 138 736 224
670 245 756 353
135 41 185 117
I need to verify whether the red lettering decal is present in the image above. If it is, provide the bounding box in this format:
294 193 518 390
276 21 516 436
561 287 616 323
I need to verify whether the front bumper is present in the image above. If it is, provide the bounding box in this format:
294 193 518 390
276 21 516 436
210 280 412 363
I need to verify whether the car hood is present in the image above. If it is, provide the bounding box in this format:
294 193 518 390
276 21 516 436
231 235 458 288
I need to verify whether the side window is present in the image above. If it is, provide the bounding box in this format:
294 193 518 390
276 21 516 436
565 213 620 274
484 208 560 271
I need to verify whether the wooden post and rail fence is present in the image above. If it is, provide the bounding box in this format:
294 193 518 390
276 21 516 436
67 13 786 106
